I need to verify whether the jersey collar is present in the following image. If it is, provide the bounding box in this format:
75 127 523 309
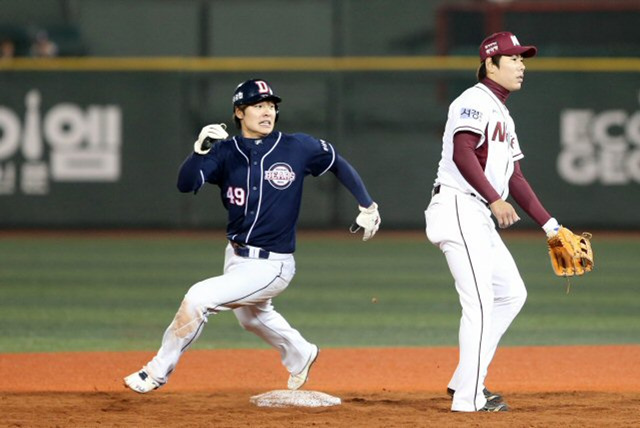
480 78 510 104
238 131 280 147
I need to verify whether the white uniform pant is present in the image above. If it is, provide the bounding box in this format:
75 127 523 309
145 244 316 385
425 187 527 411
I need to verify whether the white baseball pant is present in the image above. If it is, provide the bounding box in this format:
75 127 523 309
144 243 316 385
425 185 527 411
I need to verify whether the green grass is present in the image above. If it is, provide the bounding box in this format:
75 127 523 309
0 231 638 353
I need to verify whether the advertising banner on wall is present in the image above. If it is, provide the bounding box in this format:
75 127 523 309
1 68 638 229
508 72 640 228
0 72 186 227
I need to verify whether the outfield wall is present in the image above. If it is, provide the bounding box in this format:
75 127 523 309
1 58 639 229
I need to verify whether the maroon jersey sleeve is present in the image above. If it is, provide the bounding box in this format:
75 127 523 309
453 131 502 204
509 161 552 226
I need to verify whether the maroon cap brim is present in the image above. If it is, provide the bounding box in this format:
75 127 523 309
503 45 537 58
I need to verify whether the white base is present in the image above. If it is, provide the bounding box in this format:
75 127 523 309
250 390 341 408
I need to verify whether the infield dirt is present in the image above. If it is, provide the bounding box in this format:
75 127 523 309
1 345 639 427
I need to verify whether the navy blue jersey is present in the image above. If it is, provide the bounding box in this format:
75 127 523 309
178 131 337 253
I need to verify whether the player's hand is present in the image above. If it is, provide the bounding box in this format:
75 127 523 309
350 202 381 241
489 199 520 229
194 123 228 155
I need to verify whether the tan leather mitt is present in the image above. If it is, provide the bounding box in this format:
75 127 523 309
547 227 594 276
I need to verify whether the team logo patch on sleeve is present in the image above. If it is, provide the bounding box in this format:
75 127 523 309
460 108 483 121
265 163 296 189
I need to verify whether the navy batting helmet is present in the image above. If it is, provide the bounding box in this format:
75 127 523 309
232 79 281 128
232 79 282 108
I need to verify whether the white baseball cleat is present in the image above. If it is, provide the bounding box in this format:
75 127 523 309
288 345 319 390
124 369 164 394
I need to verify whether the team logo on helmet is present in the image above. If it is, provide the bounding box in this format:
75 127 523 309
254 80 273 95
233 79 281 107
265 162 296 190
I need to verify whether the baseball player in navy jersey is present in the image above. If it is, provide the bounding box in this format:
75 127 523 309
425 32 567 412
124 78 380 393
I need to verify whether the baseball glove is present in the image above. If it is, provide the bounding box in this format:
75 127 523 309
547 226 594 277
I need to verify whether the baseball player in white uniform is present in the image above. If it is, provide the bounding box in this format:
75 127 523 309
425 32 563 412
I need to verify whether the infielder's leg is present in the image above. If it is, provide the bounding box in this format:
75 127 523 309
426 195 496 411
443 236 495 411
480 231 527 381
234 302 316 376
448 227 527 398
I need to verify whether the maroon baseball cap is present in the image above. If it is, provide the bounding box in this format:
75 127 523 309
479 31 537 61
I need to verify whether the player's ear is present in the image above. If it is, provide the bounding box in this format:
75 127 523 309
485 57 499 75
233 106 246 130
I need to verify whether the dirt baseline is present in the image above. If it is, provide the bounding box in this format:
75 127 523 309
1 345 639 427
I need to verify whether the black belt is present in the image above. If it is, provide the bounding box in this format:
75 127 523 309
432 185 489 207
230 241 270 259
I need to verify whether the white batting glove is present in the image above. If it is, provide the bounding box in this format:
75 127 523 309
350 202 381 241
194 123 228 155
